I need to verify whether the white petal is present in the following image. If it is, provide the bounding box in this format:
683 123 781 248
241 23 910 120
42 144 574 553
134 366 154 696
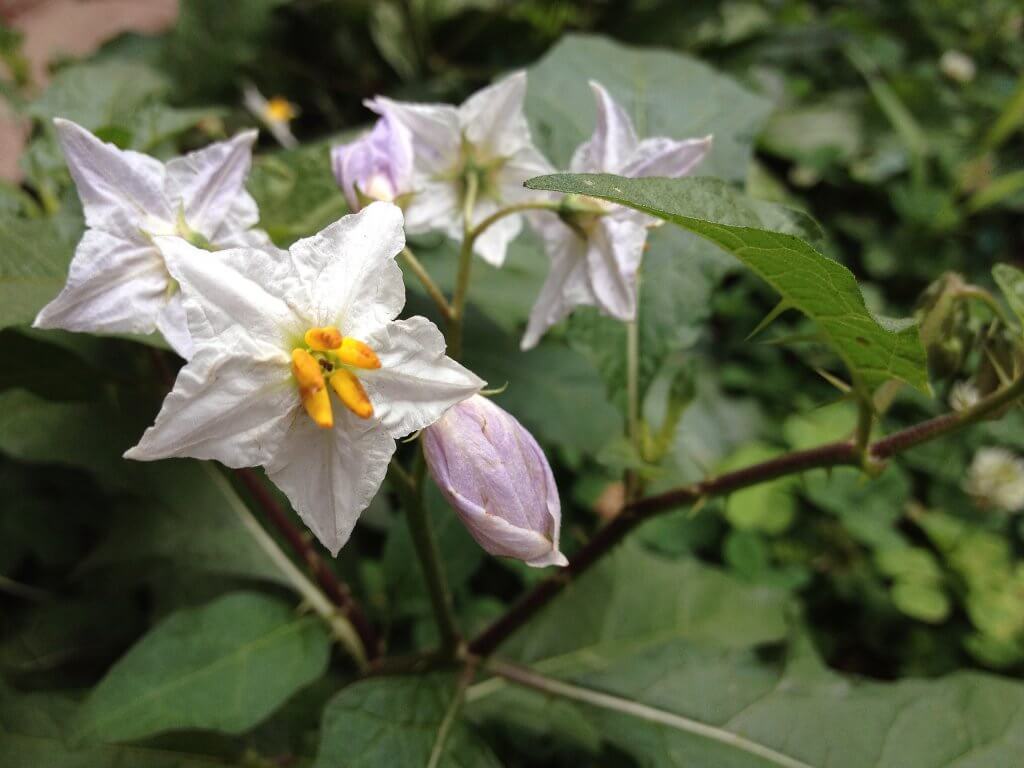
266 414 396 556
498 144 555 203
459 71 531 156
586 215 647 321
287 201 406 338
155 292 194 359
33 229 166 338
403 179 460 237
522 221 593 350
155 237 304 348
125 330 294 467
361 316 485 438
620 135 713 178
469 198 521 267
366 97 460 176
165 130 259 240
54 118 170 241
569 81 639 173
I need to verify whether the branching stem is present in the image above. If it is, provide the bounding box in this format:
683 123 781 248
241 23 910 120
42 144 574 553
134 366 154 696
401 246 452 321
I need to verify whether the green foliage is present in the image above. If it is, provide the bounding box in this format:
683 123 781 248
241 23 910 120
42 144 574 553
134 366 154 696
314 674 501 767
74 592 330 742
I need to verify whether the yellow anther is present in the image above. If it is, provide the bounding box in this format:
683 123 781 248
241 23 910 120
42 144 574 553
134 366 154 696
336 337 381 370
265 97 297 123
291 349 333 429
304 326 343 351
330 369 374 419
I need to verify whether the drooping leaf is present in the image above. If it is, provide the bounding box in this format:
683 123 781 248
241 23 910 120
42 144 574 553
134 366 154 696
313 673 501 768
74 592 330 743
0 686 232 768
992 263 1024 328
526 174 930 395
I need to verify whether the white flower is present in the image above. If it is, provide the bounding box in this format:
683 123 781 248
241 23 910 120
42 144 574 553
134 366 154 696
243 83 298 149
965 447 1024 513
366 71 553 267
125 202 484 555
33 119 273 359
949 380 980 412
521 81 712 350
939 51 976 84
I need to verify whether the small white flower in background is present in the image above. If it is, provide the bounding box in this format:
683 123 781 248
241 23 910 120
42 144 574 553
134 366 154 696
243 83 298 149
423 394 567 567
521 81 712 350
366 70 553 266
949 380 980 412
125 203 484 555
965 447 1024 513
939 50 976 84
331 113 414 211
34 119 273 359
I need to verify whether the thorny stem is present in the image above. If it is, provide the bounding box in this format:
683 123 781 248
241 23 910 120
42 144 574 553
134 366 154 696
401 246 452 321
853 396 874 466
400 447 462 657
468 373 1024 657
479 660 812 768
235 468 380 659
214 467 368 670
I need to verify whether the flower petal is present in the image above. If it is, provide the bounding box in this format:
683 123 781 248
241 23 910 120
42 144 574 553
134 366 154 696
403 179 460 237
266 413 396 556
586 214 647 321
366 97 460 176
155 236 304 348
125 331 294 467
155 292 194 359
620 135 713 178
287 201 406 338
361 316 484 438
469 198 521 267
459 70 531 156
54 118 170 241
522 224 594 350
33 229 167 338
164 130 259 240
570 81 639 174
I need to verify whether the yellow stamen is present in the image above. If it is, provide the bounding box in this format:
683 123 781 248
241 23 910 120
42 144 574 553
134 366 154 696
330 369 374 419
304 326 342 351
336 337 381 369
265 97 297 123
291 349 333 429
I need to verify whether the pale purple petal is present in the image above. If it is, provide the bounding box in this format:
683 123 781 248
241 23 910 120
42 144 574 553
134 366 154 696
620 135 713 178
585 215 647 322
366 96 460 176
331 115 414 209
570 81 639 174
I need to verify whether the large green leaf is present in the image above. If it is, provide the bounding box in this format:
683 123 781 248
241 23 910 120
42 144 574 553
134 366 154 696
525 34 771 181
0 686 232 768
527 174 930 395
74 592 330 742
0 213 77 330
313 674 501 768
501 640 1024 768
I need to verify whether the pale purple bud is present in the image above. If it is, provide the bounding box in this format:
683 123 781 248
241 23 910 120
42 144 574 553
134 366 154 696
423 395 568 568
330 115 414 210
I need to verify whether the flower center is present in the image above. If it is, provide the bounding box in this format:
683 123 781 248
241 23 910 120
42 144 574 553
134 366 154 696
265 97 297 124
291 326 381 429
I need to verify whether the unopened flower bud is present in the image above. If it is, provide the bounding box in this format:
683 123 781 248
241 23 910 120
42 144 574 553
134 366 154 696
331 116 413 211
423 395 568 567
965 447 1024 513
949 380 980 412
939 50 976 84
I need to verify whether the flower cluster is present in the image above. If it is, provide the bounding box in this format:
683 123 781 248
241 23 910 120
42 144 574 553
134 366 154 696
35 72 712 565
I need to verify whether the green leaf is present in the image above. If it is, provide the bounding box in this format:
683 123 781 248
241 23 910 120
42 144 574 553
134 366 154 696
313 674 501 768
525 34 771 182
992 263 1024 328
74 592 330 742
891 581 951 624
0 686 232 768
719 443 798 534
0 211 77 330
247 141 349 246
526 174 930 395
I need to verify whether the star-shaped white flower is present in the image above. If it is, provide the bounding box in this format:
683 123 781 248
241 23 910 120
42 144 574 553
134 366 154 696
33 119 274 359
521 81 712 350
366 70 553 267
125 202 484 555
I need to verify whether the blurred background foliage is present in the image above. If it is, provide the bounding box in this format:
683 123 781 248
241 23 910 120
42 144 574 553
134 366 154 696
2 0 1024 765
